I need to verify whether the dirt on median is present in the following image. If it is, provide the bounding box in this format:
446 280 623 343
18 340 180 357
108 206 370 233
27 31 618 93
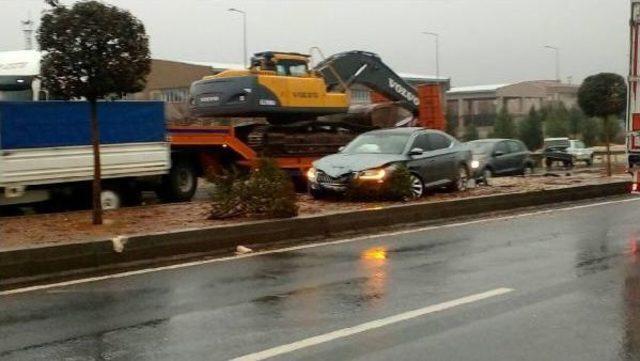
0 170 630 250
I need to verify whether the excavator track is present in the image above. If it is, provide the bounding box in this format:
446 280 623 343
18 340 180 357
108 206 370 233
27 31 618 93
245 121 366 157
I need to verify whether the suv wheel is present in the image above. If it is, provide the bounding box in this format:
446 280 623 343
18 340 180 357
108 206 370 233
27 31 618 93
483 168 493 185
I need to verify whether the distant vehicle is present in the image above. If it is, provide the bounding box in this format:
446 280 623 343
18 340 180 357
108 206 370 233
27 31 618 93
468 139 535 184
543 138 594 168
306 128 472 198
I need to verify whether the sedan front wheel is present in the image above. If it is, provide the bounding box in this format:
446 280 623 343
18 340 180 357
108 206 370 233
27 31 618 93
409 174 424 198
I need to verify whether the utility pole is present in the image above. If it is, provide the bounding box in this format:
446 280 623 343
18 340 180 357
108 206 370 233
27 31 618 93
422 32 440 79
228 8 247 68
544 45 560 81
21 13 34 50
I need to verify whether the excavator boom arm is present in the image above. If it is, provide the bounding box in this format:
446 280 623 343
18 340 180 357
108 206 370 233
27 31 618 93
314 51 420 114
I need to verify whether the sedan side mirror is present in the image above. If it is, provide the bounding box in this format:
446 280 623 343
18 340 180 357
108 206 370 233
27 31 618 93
493 150 505 157
409 148 424 156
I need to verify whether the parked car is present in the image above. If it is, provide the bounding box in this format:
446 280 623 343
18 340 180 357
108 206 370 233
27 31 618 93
543 138 594 168
467 139 535 184
306 128 472 198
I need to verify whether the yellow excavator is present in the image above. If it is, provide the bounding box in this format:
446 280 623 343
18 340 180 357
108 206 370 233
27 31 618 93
190 50 420 120
189 50 422 155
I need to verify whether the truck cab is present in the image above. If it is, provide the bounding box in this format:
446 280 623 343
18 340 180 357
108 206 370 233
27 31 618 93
0 50 45 102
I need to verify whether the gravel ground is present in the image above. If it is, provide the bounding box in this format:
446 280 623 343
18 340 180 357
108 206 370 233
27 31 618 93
0 170 630 250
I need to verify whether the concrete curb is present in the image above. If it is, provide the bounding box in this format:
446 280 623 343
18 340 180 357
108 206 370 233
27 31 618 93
0 181 631 287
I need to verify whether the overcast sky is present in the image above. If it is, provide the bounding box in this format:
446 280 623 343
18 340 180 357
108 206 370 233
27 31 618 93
0 0 630 86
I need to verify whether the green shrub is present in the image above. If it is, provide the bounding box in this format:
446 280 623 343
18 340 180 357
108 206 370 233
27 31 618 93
208 158 298 219
242 158 299 218
463 123 479 142
207 167 247 219
381 164 414 200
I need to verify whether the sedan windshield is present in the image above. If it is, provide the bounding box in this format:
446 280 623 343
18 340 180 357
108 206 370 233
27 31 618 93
342 133 409 155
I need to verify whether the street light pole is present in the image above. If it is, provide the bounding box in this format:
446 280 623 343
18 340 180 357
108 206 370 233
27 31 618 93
228 8 247 68
544 45 560 81
422 32 440 79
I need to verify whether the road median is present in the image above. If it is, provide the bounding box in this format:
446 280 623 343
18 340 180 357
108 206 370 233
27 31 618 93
0 180 631 288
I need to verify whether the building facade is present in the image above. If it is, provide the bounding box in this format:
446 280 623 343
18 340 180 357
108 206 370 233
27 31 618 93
446 80 580 135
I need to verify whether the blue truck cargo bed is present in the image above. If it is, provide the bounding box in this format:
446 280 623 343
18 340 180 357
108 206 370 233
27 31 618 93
0 101 166 150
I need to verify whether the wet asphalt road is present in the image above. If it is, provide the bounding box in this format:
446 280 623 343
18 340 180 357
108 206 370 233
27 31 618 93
4 197 640 360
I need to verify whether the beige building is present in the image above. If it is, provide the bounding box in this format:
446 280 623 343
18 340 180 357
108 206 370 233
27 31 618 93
446 80 580 135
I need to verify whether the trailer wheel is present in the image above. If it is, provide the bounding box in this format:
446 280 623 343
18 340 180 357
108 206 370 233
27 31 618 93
101 189 122 210
159 159 197 202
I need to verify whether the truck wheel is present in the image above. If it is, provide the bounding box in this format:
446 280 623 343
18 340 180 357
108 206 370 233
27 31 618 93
101 189 122 210
545 158 553 169
159 160 197 202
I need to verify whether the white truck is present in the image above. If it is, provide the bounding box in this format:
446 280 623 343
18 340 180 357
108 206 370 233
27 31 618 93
0 50 195 210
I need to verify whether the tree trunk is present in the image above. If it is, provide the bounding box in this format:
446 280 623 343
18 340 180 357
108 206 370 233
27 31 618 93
604 115 612 177
90 99 103 225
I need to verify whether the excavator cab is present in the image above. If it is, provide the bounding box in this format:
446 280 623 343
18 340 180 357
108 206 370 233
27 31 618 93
250 52 311 77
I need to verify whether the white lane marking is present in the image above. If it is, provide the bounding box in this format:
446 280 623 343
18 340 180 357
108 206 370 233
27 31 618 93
229 288 514 361
1 197 638 296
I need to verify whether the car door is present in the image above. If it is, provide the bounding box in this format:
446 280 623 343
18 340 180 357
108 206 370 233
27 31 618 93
426 132 456 184
405 132 439 186
492 141 512 175
507 140 526 172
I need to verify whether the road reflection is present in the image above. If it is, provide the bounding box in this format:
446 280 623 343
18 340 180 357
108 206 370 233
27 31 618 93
359 247 388 307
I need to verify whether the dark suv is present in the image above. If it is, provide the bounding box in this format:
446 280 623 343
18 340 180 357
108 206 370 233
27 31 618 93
467 139 535 184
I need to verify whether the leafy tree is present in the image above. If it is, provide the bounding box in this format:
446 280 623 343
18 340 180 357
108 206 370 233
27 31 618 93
581 117 600 147
445 113 458 137
600 116 623 144
568 107 585 138
518 107 544 150
578 73 627 176
544 107 569 138
463 122 479 142
492 107 516 138
38 1 151 224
